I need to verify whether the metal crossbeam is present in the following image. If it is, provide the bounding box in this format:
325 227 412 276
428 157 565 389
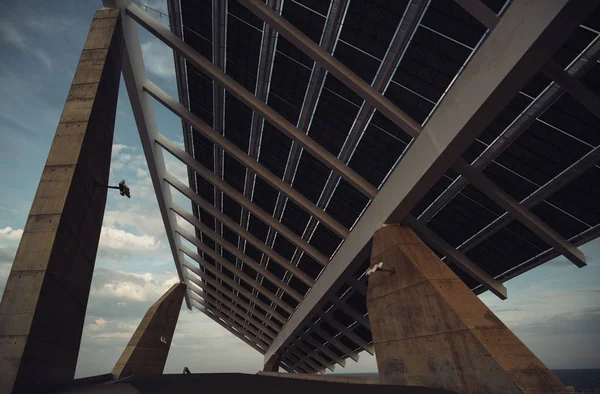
237 0 422 138
181 246 288 324
331 298 370 330
542 59 600 116
319 313 374 355
297 334 347 368
145 82 349 238
307 322 359 362
292 341 336 372
405 215 507 300
453 0 499 29
126 2 378 199
171 203 314 287
163 163 328 266
177 226 297 314
184 264 282 332
261 0 595 363
453 158 586 268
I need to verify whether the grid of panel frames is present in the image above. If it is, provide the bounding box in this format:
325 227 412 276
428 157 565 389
173 0 600 372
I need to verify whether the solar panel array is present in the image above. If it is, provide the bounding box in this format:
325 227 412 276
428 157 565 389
170 0 600 373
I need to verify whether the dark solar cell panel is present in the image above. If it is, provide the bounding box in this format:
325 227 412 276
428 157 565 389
348 123 409 187
393 26 472 103
251 177 278 216
384 82 434 124
462 139 487 164
531 201 590 239
222 194 242 223
247 213 270 242
551 26 598 68
422 0 487 48
228 0 264 29
282 0 326 43
269 93 301 126
333 41 381 82
309 223 343 258
482 0 508 14
257 122 293 179
288 275 310 297
521 72 552 98
244 242 263 263
326 179 370 229
583 5 600 31
410 174 454 218
281 199 311 237
505 220 550 252
582 62 600 96
276 37 315 68
181 0 212 42
308 88 360 156
266 259 286 281
224 93 252 152
482 161 538 202
294 0 331 16
323 74 363 106
223 152 246 194
539 93 600 147
297 253 324 280
547 166 600 227
183 31 212 62
269 52 312 110
187 67 214 125
222 224 238 245
292 151 331 205
332 309 353 327
226 16 262 90
273 233 297 260
339 0 408 59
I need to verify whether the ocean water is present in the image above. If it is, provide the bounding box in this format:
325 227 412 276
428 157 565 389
336 370 600 392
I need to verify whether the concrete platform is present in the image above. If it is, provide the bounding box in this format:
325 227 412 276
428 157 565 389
58 373 459 394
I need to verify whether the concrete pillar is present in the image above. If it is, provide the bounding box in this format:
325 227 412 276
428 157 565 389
367 225 570 394
112 283 186 379
263 353 281 372
0 8 122 394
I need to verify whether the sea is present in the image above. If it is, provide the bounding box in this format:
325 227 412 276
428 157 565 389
335 370 600 392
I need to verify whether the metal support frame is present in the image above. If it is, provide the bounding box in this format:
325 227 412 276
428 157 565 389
299 333 347 368
292 341 336 372
453 158 586 268
305 322 359 362
318 312 374 355
260 0 595 363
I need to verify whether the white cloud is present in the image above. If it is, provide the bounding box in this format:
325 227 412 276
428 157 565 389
112 143 127 156
99 226 161 251
0 227 23 241
0 22 52 68
141 40 175 79
90 267 178 303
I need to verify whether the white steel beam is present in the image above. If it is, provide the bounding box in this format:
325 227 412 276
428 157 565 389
125 2 378 199
404 215 507 299
191 301 267 354
181 250 288 324
145 82 349 238
177 225 297 314
261 0 595 363
237 0 422 138
185 265 282 332
453 158 586 268
116 0 189 308
174 204 304 301
163 162 328 266
171 203 314 287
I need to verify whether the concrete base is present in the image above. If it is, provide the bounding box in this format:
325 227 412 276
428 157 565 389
0 8 122 394
367 226 571 394
112 283 186 379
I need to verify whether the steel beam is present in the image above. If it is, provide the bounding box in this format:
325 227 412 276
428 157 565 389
459 145 600 256
261 0 595 363
126 2 377 199
237 0 422 138
163 166 328 266
191 301 267 354
117 0 189 307
171 203 314 286
293 341 336 372
404 215 508 300
307 322 359 362
286 347 326 374
319 313 374 355
453 158 586 268
453 0 499 29
146 83 348 238
181 246 288 324
331 298 370 330
184 264 282 332
177 226 297 314
187 276 276 339
417 35 600 224
172 203 304 301
299 334 346 368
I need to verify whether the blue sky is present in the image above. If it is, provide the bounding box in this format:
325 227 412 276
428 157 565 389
0 0 598 378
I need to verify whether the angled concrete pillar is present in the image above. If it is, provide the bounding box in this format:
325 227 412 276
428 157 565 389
0 8 122 394
263 353 281 372
112 283 186 379
367 225 569 394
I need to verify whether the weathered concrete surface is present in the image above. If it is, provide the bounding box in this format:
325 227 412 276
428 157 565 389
262 353 281 372
367 225 571 394
112 283 186 379
0 8 122 394
257 372 379 385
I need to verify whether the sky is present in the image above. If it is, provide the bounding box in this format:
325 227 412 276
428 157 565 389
0 0 598 379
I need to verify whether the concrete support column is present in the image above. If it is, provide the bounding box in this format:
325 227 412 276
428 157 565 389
112 283 186 379
367 225 570 394
0 8 122 394
263 353 281 372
